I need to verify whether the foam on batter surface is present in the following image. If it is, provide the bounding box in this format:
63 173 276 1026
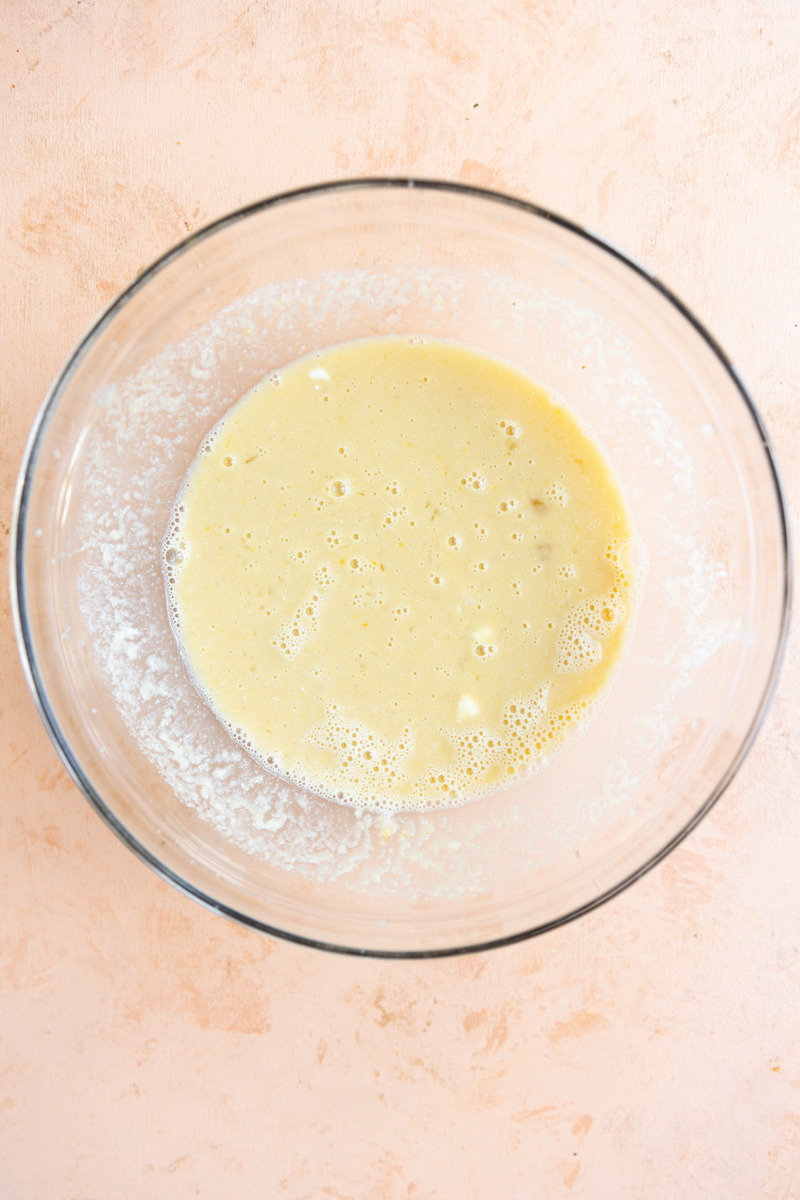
164 336 640 811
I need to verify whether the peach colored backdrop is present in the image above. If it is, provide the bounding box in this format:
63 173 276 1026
3 3 799 1197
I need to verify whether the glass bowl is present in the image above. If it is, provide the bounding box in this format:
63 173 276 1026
11 180 790 957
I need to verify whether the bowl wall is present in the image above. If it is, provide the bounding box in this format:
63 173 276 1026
13 181 790 955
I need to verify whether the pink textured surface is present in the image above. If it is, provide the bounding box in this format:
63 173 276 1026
2 4 799 1197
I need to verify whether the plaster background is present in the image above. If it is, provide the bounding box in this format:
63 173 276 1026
2 3 799 1197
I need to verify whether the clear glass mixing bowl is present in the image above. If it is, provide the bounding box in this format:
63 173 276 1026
11 180 790 957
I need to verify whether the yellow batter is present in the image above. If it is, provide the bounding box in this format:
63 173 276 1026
164 337 638 812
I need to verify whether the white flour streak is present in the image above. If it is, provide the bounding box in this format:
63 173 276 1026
73 267 713 894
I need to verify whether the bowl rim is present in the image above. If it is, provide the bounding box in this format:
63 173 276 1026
10 176 793 958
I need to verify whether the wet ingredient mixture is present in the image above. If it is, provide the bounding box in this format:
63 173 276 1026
164 336 639 811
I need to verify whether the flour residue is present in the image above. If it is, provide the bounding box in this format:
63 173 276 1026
71 266 725 895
